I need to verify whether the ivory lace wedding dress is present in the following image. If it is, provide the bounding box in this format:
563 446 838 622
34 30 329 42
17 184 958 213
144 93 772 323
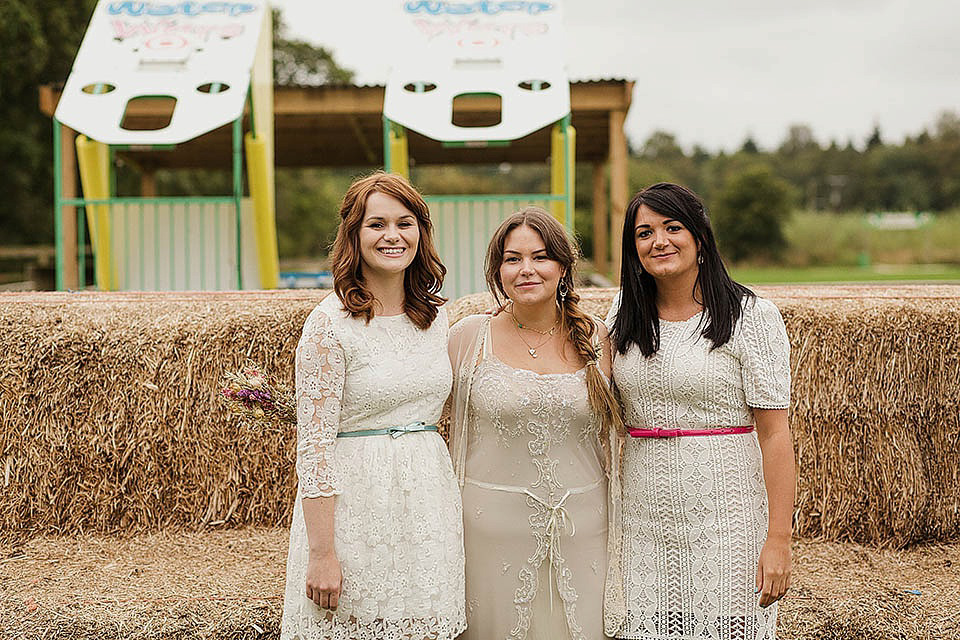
449 314 615 640
606 295 790 640
280 294 466 640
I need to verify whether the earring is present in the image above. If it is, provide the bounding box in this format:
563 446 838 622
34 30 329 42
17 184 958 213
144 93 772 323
697 253 704 265
558 278 568 303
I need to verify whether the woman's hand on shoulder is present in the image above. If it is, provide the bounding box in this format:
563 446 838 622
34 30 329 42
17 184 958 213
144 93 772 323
305 550 342 610
594 321 614 379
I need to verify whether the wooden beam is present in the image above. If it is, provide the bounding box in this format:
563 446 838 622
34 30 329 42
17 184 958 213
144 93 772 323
571 82 634 111
60 124 78 289
141 169 157 197
592 161 608 276
609 110 628 283
273 86 385 115
347 114 378 164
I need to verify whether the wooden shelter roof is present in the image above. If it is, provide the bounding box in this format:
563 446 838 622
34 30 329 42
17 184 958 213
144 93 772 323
40 80 633 169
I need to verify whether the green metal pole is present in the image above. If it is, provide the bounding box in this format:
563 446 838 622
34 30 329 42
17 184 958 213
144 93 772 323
233 116 243 289
53 118 64 291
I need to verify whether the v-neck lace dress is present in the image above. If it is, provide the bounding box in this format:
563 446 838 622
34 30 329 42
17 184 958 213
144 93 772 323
606 295 790 640
280 294 466 640
453 315 610 640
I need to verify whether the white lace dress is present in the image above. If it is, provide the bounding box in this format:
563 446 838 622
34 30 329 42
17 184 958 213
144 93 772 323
280 294 466 640
606 295 790 640
449 315 613 640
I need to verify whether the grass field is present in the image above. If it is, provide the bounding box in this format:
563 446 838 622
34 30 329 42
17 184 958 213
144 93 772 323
730 263 960 284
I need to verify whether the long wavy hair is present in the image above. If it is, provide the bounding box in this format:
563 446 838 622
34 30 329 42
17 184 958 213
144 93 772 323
485 206 624 440
330 172 446 330
611 182 754 356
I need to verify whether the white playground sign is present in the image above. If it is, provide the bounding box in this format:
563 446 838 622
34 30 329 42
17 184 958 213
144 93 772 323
384 1 570 142
55 1 267 145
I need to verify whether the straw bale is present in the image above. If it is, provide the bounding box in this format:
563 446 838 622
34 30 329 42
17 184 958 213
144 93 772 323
2 529 958 639
0 291 327 539
2 286 959 547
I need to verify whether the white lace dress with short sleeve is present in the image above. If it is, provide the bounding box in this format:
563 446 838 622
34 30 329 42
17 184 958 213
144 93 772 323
606 294 790 640
280 293 466 640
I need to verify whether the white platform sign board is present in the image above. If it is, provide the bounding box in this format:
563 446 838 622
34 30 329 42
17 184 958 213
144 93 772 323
384 1 570 142
55 1 267 145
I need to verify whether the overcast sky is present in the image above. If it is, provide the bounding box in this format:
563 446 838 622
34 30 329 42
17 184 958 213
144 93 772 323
270 0 960 152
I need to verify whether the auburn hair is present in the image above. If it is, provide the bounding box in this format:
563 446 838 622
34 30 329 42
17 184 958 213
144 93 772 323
330 172 446 330
485 207 625 441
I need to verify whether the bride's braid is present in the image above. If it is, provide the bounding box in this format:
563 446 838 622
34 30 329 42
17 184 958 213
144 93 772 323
558 273 625 444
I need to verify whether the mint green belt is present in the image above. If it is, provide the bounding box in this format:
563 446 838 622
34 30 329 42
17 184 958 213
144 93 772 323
336 421 439 439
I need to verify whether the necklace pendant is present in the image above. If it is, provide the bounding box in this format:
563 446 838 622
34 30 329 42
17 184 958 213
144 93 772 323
529 348 538 358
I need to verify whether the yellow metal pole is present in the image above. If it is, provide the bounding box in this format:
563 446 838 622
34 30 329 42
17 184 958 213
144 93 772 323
550 122 564 223
550 119 576 227
75 135 113 290
389 123 410 179
244 132 280 289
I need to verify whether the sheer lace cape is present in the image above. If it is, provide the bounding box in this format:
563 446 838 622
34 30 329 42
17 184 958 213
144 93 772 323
447 313 627 635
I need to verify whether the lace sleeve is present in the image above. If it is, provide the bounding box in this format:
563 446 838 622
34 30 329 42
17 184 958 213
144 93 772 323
604 290 622 331
295 306 345 498
447 314 487 486
739 297 791 410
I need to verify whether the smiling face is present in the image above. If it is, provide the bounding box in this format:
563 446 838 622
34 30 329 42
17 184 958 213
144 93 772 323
633 204 700 280
499 224 564 305
358 191 420 278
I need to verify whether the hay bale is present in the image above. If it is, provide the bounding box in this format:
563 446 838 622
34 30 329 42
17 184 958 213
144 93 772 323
0 291 326 537
2 530 958 639
2 286 959 546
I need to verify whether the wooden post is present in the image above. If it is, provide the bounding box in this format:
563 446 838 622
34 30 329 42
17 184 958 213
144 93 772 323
141 168 157 197
61 124 79 289
592 161 608 276
609 110 628 283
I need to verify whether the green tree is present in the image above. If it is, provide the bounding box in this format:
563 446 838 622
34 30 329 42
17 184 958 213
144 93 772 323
272 9 354 86
865 124 883 150
0 0 98 244
739 136 760 154
711 165 793 263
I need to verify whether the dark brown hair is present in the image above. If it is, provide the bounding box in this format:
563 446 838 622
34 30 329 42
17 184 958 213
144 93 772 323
485 206 624 440
330 172 446 330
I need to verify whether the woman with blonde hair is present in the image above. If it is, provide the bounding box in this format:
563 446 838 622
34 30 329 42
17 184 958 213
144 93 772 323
448 206 623 639
280 172 465 639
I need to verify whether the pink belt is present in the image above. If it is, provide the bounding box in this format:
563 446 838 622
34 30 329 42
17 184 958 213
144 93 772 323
627 425 755 438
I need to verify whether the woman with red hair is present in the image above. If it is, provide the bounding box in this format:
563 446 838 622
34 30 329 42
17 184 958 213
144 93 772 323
280 172 465 640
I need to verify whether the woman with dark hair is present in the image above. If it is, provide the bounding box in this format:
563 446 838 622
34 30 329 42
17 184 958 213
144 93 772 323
448 206 624 639
280 172 465 639
605 183 794 639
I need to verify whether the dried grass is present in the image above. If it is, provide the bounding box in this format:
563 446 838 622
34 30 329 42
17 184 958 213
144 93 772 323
1 530 957 639
2 286 959 547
